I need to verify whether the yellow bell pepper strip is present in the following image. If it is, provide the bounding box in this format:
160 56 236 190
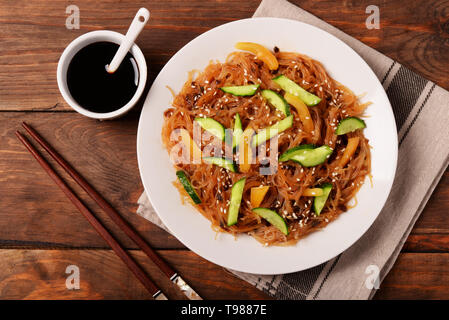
302 188 324 197
179 128 202 163
284 92 314 134
235 42 279 70
239 128 255 173
339 137 360 168
250 186 270 207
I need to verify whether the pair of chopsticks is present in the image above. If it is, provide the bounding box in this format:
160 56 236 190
16 122 201 300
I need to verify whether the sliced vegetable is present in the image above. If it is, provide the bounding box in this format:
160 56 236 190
284 92 314 133
252 208 289 235
203 157 237 173
232 113 243 150
250 186 270 208
335 117 366 135
288 145 333 167
279 144 315 162
179 128 202 163
252 115 293 147
273 75 321 106
227 178 246 226
235 42 279 70
238 128 255 173
339 137 360 168
194 117 225 141
313 183 332 215
220 84 260 96
302 188 324 197
261 89 290 116
290 145 333 167
176 170 201 204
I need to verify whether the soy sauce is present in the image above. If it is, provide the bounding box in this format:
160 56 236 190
67 41 139 113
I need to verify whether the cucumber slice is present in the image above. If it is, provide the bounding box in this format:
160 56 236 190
252 115 293 147
220 84 260 96
176 170 201 204
252 208 289 235
194 117 226 141
279 144 315 162
313 183 332 215
232 113 243 149
261 89 290 116
203 157 237 173
227 178 246 226
289 145 333 167
273 75 321 106
335 117 366 135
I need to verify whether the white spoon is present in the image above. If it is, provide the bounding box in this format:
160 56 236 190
106 8 150 73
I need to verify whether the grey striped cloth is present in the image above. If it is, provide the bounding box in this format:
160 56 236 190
137 0 449 299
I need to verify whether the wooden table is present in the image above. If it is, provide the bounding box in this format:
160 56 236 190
1 0 448 299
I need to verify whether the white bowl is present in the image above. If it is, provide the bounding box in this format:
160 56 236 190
57 30 147 120
137 18 398 274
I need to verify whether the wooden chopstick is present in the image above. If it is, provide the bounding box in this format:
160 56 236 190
21 122 177 279
15 131 165 299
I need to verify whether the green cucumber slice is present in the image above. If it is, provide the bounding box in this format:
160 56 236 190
176 170 201 204
220 84 260 96
335 117 366 135
272 75 321 106
194 117 226 141
313 183 332 215
279 144 315 162
252 115 293 147
232 113 243 150
261 89 290 116
227 178 246 226
289 145 333 167
203 157 237 173
252 208 289 235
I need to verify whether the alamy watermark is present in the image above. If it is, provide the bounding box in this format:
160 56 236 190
365 264 380 289
365 5 380 30
66 5 80 30
169 126 279 175
65 264 80 290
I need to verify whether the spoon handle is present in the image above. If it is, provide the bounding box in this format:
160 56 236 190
108 8 150 73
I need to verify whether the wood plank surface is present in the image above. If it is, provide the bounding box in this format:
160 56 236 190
1 112 449 250
375 253 449 299
1 249 449 300
0 0 449 300
0 112 184 249
1 0 448 111
0 249 269 299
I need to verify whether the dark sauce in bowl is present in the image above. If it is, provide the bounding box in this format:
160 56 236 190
67 41 139 113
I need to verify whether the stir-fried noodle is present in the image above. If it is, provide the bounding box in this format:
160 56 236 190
162 46 371 246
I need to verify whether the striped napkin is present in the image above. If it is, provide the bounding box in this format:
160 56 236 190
137 0 449 299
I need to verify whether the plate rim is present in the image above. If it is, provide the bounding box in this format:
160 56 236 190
137 17 398 274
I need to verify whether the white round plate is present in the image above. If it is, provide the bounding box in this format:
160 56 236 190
137 18 397 274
